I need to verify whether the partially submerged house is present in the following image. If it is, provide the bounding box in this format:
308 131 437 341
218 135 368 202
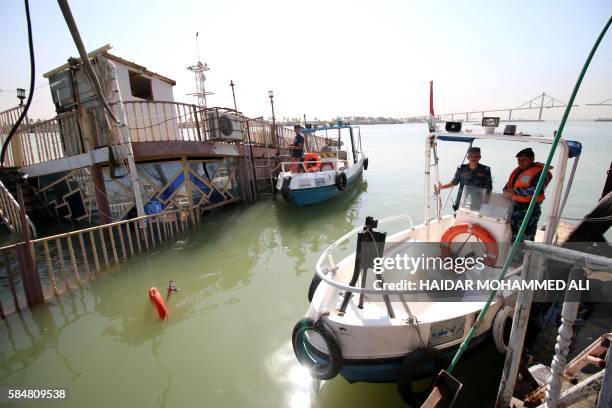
0 44 283 232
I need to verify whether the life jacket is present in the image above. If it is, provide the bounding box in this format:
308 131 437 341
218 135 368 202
507 162 550 203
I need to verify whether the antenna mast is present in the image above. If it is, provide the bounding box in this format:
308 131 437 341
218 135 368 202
187 32 213 108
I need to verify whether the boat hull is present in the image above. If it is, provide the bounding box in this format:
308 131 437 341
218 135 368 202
302 329 490 383
279 159 364 206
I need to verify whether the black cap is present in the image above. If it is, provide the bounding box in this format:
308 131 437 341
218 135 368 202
516 148 534 158
467 147 481 155
293 124 301 129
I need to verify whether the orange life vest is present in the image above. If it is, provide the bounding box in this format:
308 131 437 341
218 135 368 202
506 162 550 203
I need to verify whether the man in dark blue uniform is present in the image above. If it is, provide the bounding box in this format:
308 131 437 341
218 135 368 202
289 124 305 172
436 147 493 210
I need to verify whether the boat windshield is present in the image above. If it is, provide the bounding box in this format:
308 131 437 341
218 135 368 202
459 185 514 221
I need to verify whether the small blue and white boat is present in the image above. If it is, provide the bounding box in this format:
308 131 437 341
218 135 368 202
276 122 368 206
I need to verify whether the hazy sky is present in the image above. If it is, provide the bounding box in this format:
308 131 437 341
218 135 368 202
1 0 611 121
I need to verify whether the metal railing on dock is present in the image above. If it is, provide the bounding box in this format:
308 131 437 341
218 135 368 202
0 205 206 318
2 100 331 169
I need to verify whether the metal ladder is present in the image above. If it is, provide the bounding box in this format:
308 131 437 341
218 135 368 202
244 118 277 199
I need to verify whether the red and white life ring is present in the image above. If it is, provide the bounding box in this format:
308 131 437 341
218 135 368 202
440 223 499 266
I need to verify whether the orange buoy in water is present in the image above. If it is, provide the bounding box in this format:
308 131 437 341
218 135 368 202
149 287 168 320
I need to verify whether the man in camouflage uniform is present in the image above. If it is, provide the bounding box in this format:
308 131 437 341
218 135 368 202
504 148 553 241
436 147 492 210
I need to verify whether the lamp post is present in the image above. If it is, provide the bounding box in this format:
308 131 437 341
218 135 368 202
16 88 26 106
268 90 277 146
230 80 237 111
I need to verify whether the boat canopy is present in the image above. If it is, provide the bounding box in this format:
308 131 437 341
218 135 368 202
301 121 358 134
433 132 582 158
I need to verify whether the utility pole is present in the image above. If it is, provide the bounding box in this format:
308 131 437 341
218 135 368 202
230 80 237 111
268 90 278 146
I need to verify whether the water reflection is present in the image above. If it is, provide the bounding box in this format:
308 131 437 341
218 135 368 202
275 179 368 275
0 291 90 383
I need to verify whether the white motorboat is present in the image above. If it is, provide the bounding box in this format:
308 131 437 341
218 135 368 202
276 122 368 206
291 120 582 404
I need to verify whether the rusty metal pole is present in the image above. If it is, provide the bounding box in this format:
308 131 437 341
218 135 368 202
15 175 44 306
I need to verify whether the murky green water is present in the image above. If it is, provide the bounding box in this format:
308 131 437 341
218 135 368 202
1 122 610 407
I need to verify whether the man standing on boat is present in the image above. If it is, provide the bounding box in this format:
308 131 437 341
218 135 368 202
504 148 553 241
289 124 305 173
435 147 492 210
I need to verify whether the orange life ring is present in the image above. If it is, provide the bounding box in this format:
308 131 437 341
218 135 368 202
440 223 499 266
303 153 321 172
149 287 168 320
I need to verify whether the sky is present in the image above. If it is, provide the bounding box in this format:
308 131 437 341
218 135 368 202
1 0 611 121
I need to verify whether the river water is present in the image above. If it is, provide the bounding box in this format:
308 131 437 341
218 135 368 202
0 122 610 407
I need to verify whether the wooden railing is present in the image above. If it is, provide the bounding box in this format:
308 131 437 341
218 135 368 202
0 205 204 318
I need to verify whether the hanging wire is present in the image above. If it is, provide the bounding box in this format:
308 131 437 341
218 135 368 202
0 0 35 167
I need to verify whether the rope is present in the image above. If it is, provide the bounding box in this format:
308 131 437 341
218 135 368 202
0 0 35 167
447 16 612 374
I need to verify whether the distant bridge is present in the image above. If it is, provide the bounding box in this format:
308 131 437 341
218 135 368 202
586 97 612 106
408 92 576 122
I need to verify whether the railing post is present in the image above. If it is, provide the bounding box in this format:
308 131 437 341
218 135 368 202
14 177 43 305
543 263 584 407
192 105 202 141
495 250 545 407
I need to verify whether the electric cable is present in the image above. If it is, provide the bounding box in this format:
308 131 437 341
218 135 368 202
1 0 35 167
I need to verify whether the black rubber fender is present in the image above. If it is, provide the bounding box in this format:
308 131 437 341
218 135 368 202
292 317 342 380
307 273 322 302
396 347 449 406
280 175 292 202
363 157 369 171
335 171 347 191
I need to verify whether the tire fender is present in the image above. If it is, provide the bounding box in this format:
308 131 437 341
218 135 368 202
292 317 342 380
492 305 514 354
396 347 449 406
280 175 292 202
335 171 347 191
